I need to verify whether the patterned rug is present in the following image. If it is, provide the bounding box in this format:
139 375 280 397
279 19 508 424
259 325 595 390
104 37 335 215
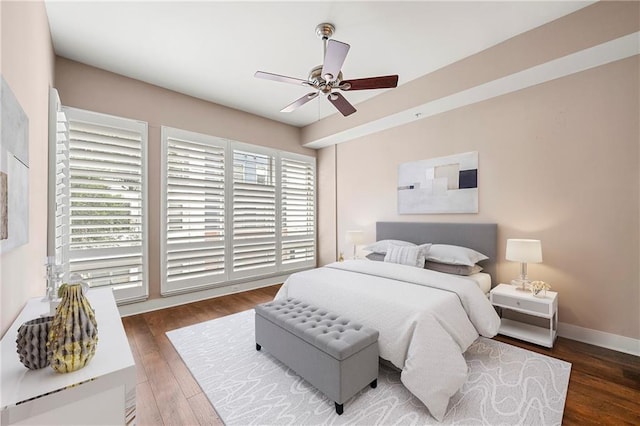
167 310 571 425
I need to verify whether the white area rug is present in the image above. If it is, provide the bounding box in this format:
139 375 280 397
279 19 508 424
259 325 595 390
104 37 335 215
167 310 571 425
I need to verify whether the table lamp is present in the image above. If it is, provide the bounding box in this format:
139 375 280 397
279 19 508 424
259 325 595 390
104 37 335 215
346 230 364 259
506 239 542 291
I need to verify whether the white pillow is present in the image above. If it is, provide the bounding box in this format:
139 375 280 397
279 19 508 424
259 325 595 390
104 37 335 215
384 245 427 268
364 239 416 254
426 244 489 267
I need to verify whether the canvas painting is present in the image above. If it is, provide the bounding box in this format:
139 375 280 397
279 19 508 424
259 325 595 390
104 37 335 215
398 151 478 214
0 75 30 254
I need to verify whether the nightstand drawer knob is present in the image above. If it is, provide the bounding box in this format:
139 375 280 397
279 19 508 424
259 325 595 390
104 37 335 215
516 301 521 306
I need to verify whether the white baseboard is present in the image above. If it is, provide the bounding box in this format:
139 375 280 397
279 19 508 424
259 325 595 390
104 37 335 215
117 274 289 317
558 322 640 357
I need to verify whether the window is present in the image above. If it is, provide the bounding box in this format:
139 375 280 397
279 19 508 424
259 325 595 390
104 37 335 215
58 107 148 303
280 154 316 269
161 127 316 295
161 127 226 294
231 146 277 278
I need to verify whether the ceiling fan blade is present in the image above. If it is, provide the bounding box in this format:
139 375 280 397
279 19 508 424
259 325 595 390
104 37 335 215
321 39 350 82
327 92 356 117
341 75 399 91
281 92 319 113
255 71 308 86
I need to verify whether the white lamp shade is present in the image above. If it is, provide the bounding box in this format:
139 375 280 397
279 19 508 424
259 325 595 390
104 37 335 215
345 230 364 245
506 239 542 263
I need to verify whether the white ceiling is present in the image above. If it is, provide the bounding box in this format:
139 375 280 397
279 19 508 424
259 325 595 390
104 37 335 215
44 1 592 128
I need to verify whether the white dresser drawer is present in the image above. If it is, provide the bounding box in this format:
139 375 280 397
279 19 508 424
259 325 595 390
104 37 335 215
492 293 550 316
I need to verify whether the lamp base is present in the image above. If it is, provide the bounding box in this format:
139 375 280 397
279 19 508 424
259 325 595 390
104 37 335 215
511 279 530 292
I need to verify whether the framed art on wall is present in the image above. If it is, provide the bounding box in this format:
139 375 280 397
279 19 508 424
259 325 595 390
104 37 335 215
398 151 478 214
0 75 30 254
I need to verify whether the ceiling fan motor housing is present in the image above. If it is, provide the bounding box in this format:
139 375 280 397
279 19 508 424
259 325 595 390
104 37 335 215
308 65 343 93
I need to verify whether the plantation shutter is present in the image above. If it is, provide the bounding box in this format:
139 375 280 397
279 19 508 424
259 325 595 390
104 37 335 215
231 146 277 278
160 127 227 294
51 90 70 272
280 154 316 269
63 107 148 303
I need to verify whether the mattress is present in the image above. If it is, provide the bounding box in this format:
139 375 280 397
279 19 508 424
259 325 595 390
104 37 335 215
467 272 492 294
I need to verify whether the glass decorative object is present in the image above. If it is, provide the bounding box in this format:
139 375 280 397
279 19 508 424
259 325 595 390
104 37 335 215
48 279 98 373
530 280 551 298
43 257 63 315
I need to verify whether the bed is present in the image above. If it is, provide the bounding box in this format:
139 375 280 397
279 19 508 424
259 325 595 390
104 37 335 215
274 222 501 421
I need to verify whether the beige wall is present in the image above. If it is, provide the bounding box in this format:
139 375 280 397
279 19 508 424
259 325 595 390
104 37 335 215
1 1 55 336
317 145 337 263
54 58 313 301
315 2 640 340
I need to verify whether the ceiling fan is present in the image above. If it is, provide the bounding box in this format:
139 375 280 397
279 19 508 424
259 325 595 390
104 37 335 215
255 23 399 117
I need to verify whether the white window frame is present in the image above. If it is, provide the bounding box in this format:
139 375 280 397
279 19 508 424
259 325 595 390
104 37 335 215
279 151 317 272
160 127 316 295
160 127 228 294
229 141 280 280
59 107 149 303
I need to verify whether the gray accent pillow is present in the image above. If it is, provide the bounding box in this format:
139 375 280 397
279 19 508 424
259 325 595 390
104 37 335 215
365 253 385 261
424 261 483 276
426 244 489 267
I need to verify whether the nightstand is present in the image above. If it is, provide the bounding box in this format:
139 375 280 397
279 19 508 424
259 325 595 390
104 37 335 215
490 283 558 348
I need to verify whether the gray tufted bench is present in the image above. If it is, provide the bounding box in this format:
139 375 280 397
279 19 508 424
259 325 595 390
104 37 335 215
255 298 379 415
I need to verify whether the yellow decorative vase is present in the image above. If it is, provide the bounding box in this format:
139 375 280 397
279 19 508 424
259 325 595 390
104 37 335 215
48 284 98 373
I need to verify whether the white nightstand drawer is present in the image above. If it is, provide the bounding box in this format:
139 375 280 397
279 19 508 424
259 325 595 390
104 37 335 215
492 293 550 316
490 284 558 348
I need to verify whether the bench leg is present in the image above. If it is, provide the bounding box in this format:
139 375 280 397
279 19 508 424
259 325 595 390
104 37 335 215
256 343 261 351
370 379 377 389
335 402 343 415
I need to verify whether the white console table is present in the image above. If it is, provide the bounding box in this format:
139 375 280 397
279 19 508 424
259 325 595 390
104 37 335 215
1 288 136 425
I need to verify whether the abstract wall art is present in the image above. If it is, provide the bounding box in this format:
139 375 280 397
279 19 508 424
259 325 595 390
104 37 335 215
398 151 478 214
1 75 30 254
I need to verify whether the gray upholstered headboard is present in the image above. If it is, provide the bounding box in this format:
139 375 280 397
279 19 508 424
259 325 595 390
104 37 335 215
376 222 498 281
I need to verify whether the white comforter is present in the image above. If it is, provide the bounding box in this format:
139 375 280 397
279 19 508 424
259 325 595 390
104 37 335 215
275 260 501 421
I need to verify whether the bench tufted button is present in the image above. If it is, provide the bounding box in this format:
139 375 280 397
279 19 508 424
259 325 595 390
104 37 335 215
338 328 344 332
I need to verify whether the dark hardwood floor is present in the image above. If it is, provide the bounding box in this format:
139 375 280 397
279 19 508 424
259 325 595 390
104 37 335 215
122 285 640 425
